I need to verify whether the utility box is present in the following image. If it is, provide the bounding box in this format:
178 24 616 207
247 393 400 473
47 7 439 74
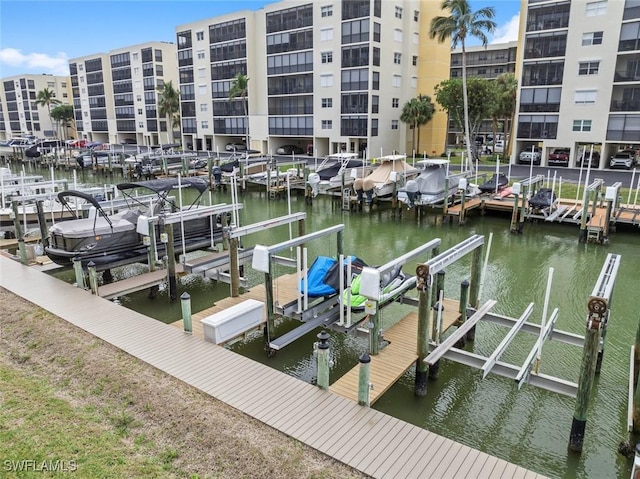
201 299 264 344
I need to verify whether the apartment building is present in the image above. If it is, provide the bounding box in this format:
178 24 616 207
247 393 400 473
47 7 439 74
175 0 450 158
0 74 72 141
68 41 177 147
515 0 640 167
449 41 518 147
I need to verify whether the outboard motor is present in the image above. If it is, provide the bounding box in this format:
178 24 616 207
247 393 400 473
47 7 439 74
211 166 222 188
404 179 419 208
363 177 374 205
307 172 320 198
353 177 364 203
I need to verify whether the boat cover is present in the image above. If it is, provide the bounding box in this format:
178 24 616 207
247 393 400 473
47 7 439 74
116 177 208 194
529 188 556 209
478 173 509 193
300 255 367 297
49 209 140 237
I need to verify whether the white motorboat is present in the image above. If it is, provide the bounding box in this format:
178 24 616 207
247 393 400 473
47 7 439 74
307 153 374 196
353 154 419 203
397 159 465 208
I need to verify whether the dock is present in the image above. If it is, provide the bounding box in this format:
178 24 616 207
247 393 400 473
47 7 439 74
98 265 185 299
0 254 547 478
330 298 460 404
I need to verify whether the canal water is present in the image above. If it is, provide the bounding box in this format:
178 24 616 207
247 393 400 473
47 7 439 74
37 166 639 479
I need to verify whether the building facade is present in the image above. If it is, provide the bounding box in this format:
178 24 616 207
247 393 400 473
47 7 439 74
515 0 640 167
175 0 450 158
69 41 178 146
0 74 72 141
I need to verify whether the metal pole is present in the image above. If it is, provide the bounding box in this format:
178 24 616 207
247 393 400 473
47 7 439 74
358 353 371 406
316 331 330 390
181 292 192 333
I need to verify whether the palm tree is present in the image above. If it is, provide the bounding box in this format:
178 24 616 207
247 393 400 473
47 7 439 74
157 81 180 146
400 94 435 155
228 73 250 149
493 73 518 159
430 0 496 169
36 88 61 138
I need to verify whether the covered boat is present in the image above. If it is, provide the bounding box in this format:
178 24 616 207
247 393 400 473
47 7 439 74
353 154 419 204
528 187 557 210
478 173 509 194
397 159 464 208
307 153 374 196
45 177 232 269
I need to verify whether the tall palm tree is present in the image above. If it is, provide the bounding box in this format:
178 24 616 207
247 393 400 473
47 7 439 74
228 73 250 149
430 0 496 170
36 87 61 138
157 81 180 146
493 73 518 159
400 94 435 155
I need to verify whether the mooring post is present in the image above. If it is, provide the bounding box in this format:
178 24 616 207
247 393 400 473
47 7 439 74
432 270 445 306
358 352 371 406
264 271 275 339
370 307 382 355
207 156 213 189
509 184 520 233
415 264 433 396
181 292 192 333
569 297 607 452
518 184 527 233
458 189 466 225
468 246 483 341
87 261 99 295
442 178 449 217
336 229 344 256
227 227 240 297
596 308 611 374
11 201 27 265
455 279 470 347
316 330 330 390
35 200 48 248
164 222 178 302
602 195 613 244
73 258 86 290
579 185 590 243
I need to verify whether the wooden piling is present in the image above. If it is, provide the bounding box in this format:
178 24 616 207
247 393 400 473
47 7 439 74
11 201 27 265
358 353 371 406
264 271 275 340
230 236 240 297
35 200 48 247
510 191 520 233
458 190 466 225
316 330 330 390
164 222 178 302
87 262 99 295
181 292 192 333
455 279 470 347
73 258 86 290
415 264 433 396
370 307 381 356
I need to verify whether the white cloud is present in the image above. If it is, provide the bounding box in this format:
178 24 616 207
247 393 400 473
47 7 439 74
491 14 520 44
0 48 70 76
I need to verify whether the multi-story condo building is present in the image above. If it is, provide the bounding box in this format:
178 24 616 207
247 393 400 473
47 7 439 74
515 0 640 167
449 41 518 147
176 0 450 158
69 41 177 146
0 74 72 141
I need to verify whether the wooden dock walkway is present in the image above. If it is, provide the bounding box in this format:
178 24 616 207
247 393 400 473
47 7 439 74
171 273 300 339
97 264 185 299
330 298 459 404
0 256 547 478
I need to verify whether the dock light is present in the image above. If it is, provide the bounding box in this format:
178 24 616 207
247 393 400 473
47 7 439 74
160 233 168 243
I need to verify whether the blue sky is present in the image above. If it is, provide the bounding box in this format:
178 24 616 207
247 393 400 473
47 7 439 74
0 0 520 78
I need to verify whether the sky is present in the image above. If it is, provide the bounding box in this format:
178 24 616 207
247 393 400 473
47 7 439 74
0 0 521 78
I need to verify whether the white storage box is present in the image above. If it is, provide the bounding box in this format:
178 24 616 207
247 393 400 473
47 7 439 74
201 299 264 344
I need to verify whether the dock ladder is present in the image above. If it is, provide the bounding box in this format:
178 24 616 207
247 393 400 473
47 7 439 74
342 188 352 210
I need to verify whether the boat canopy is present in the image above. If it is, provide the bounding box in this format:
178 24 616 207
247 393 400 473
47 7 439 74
116 177 208 195
57 190 104 210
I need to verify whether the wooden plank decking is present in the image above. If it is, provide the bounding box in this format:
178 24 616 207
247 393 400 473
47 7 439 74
330 298 460 404
0 256 547 479
97 264 185 299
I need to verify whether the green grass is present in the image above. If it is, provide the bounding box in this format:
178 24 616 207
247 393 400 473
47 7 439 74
0 365 180 478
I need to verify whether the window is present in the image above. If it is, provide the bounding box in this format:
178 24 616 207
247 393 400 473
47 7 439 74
393 53 402 65
321 5 332 17
395 6 402 18
200 103 208 112
586 1 607 16
132 53 138 61
391 120 398 129
322 120 332 129
201 120 209 129
199 84 207 94
414 10 419 21
196 31 204 41
321 51 333 63
139 122 144 128
413 32 419 44
412 55 418 66
134 67 140 75
573 120 592 131
411 76 417 88
320 28 333 41
320 74 334 87
197 50 205 60
137 95 142 101
579 61 600 75
198 68 206 78
322 98 333 108
392 75 401 87
392 98 399 108
575 90 597 104
394 29 403 42
582 32 603 46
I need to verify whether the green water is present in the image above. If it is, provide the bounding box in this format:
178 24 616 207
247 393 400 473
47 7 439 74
42 167 639 479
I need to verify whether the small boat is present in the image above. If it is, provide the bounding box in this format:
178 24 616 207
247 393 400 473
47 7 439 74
299 255 368 298
478 173 509 194
344 268 413 311
353 154 420 204
528 187 556 210
307 153 373 196
397 159 465 208
44 177 233 270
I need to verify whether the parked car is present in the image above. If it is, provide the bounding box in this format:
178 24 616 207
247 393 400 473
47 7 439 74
615 149 638 164
609 151 634 170
518 147 542 165
547 148 571 167
225 142 247 151
66 139 87 148
35 138 64 149
577 151 601 168
120 138 137 145
276 145 304 155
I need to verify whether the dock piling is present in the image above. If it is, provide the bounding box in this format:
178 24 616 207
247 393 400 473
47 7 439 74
316 330 330 390
73 258 86 290
11 201 27 265
456 279 470 347
415 264 433 396
164 222 178 302
358 353 371 406
181 292 192 333
87 262 98 295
